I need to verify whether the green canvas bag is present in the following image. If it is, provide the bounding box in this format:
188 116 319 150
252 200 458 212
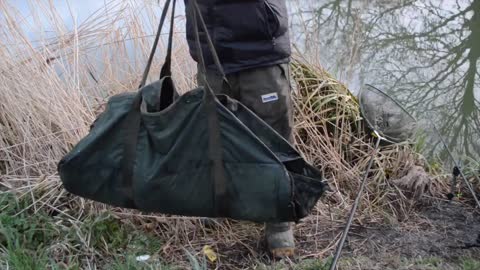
58 0 326 223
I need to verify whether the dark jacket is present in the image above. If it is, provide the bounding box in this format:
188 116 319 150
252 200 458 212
184 0 291 74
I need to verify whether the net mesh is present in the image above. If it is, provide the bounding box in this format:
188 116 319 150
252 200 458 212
359 84 417 143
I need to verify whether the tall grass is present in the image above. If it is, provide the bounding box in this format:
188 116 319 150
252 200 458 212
0 0 193 188
0 0 458 268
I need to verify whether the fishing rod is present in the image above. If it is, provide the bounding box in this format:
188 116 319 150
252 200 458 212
328 84 416 270
328 131 382 270
446 166 460 201
329 85 478 270
432 123 480 209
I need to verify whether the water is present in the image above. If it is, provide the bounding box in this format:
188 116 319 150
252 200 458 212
289 0 480 166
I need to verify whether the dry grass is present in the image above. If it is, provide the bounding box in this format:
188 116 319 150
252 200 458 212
0 0 467 269
290 55 452 220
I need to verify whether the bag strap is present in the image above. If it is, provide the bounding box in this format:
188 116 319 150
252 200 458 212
138 0 173 89
120 0 175 204
190 0 229 216
160 0 176 79
189 0 231 96
121 0 228 215
157 0 177 111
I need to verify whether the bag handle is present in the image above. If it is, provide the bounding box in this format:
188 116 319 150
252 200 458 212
122 0 229 215
188 0 231 98
120 0 175 205
138 0 174 89
159 0 176 79
190 0 229 216
157 0 177 110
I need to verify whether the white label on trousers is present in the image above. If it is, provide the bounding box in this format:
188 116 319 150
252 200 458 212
261 92 279 103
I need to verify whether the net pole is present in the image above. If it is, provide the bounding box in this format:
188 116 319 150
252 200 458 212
329 135 382 270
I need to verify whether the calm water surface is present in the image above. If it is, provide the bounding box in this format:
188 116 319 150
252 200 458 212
289 0 480 166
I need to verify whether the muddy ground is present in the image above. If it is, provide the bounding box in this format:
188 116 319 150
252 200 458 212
287 199 480 270
199 198 479 269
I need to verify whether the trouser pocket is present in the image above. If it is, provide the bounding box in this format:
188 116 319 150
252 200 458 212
237 64 294 142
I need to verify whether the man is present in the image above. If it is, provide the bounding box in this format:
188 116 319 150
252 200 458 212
184 0 295 257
